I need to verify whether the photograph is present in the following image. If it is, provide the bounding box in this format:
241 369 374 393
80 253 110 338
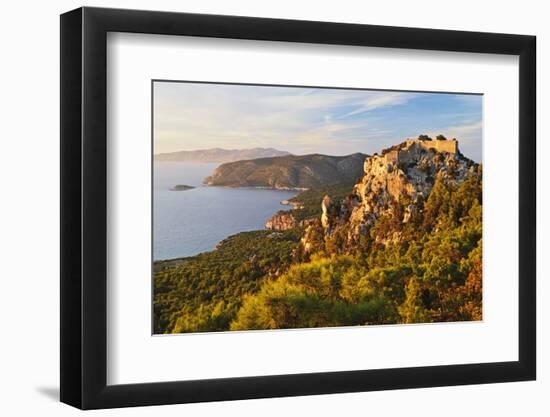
152 81 483 334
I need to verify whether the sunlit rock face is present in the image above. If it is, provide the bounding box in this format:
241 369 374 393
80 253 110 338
301 138 479 251
265 210 297 231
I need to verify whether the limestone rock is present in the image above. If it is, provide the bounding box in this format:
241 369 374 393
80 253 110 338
321 195 332 229
300 138 478 251
265 210 297 231
344 139 475 242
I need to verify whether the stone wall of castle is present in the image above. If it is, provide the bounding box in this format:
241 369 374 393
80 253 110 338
418 139 458 154
378 139 459 171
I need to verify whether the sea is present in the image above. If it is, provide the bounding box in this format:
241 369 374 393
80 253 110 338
153 162 298 260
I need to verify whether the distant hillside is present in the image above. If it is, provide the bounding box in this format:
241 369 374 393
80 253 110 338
204 153 368 189
154 147 290 163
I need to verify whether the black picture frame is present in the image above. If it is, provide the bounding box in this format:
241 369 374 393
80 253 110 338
60 6 536 410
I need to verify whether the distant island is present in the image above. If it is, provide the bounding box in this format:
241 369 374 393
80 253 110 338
203 153 368 189
154 147 290 163
170 184 195 191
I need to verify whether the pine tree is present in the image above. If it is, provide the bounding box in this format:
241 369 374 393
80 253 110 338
398 278 428 324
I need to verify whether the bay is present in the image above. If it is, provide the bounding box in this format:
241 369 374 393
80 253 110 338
154 162 298 260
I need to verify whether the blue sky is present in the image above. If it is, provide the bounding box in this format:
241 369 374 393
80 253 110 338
154 82 482 162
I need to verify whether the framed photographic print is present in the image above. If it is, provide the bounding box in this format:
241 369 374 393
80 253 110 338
60 7 536 409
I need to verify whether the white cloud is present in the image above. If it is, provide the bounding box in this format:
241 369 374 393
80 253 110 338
153 83 414 154
341 92 415 118
153 82 481 160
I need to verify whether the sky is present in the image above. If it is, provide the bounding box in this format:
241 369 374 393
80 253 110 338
153 81 483 162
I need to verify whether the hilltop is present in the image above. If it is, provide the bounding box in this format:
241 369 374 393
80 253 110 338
301 137 479 250
204 153 368 189
154 147 290 163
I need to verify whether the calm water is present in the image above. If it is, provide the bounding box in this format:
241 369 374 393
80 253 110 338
154 162 298 260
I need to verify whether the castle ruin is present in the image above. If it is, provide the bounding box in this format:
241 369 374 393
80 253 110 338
416 138 458 154
382 138 459 166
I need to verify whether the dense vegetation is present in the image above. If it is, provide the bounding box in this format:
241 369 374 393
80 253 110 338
154 163 482 333
154 229 302 333
234 173 482 329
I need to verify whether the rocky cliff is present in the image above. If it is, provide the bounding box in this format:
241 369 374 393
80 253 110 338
301 138 479 250
265 211 297 231
204 153 368 189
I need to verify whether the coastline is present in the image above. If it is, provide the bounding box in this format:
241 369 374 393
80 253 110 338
155 180 303 262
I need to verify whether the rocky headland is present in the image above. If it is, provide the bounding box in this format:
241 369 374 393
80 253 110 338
204 153 368 189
